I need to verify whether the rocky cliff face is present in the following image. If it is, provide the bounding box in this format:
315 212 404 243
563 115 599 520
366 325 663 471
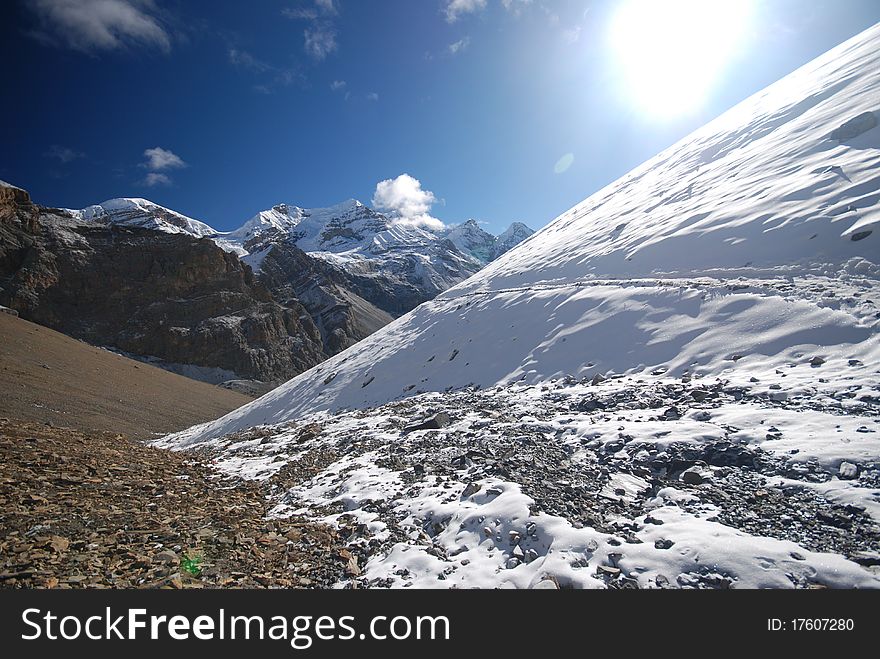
256 240 394 355
0 188 325 385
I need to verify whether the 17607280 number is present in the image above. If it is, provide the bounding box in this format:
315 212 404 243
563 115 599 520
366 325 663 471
768 619 855 632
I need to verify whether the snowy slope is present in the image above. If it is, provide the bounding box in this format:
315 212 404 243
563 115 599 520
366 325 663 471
158 25 880 590
171 23 880 444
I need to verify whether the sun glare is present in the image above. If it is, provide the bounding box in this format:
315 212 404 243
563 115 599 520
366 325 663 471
610 0 753 117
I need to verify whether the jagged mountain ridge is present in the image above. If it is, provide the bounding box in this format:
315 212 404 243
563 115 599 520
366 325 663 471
75 196 535 314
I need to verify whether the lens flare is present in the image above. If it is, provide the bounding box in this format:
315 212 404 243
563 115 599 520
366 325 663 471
609 0 754 116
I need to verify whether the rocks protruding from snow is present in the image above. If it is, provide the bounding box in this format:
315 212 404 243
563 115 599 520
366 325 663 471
72 198 219 240
404 412 452 432
681 466 708 485
160 374 880 590
838 462 859 480
829 111 878 141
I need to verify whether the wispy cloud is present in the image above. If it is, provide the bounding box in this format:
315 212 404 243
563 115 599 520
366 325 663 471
562 25 581 43
445 0 536 23
284 0 340 61
24 0 171 54
500 0 533 17
227 45 305 93
330 79 346 91
304 25 337 60
314 0 337 14
372 174 444 230
445 0 487 23
142 172 171 187
228 48 271 72
366 91 379 102
448 36 470 55
44 144 85 163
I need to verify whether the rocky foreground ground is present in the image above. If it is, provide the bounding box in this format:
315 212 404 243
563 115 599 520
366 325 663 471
0 419 353 588
3 361 880 589
160 365 880 589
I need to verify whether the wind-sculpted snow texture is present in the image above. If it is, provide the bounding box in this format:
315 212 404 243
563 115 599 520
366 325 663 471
161 25 880 588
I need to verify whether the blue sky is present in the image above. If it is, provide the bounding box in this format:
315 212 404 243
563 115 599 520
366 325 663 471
3 0 880 233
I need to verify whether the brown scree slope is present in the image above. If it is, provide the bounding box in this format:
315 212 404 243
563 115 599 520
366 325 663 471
0 311 251 439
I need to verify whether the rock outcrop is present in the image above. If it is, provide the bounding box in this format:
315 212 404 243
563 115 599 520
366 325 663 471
0 189 325 384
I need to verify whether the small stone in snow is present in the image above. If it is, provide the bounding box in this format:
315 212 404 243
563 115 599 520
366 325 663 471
597 565 620 577
532 578 559 589
681 467 706 485
850 551 880 567
838 462 859 480
809 356 826 367
461 482 481 498
506 557 521 569
654 539 674 550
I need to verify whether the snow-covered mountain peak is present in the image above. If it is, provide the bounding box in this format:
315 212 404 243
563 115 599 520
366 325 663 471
73 197 218 238
444 219 497 263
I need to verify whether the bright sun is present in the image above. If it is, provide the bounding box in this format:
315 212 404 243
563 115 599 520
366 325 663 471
610 0 753 116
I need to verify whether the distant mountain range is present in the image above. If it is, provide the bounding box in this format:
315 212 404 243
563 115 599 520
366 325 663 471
0 183 532 388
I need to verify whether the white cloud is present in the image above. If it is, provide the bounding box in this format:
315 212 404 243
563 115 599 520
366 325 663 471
366 91 379 102
372 174 444 230
139 146 185 186
44 144 85 163
330 79 346 91
304 24 337 60
445 0 487 23
142 172 171 187
142 147 186 171
314 0 337 14
25 0 171 53
448 36 470 54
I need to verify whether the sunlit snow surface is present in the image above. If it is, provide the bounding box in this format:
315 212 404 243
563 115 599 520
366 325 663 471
159 25 880 588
